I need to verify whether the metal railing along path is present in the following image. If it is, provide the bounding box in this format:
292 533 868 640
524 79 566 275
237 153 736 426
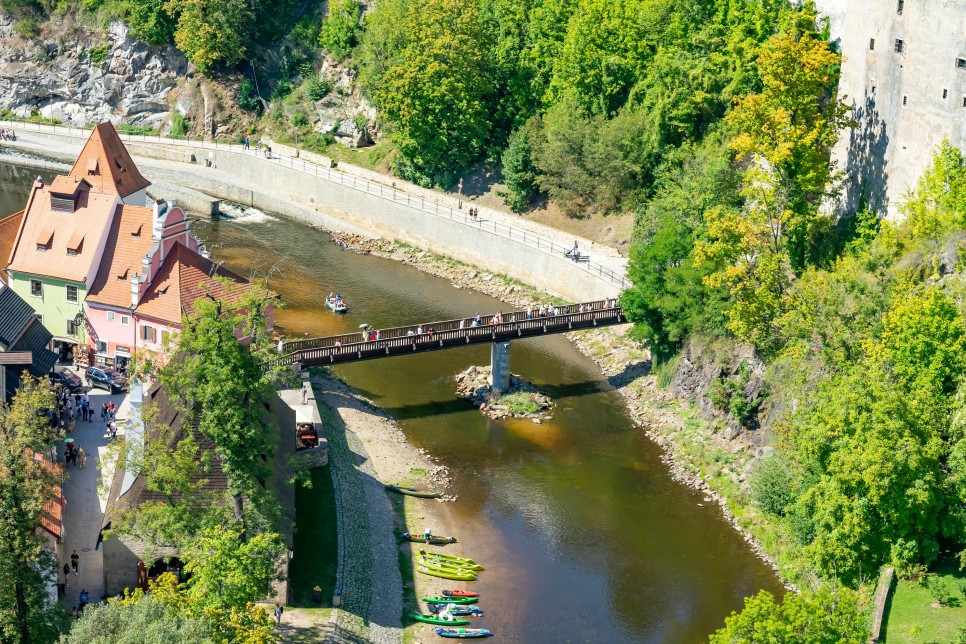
0 119 630 290
274 300 626 368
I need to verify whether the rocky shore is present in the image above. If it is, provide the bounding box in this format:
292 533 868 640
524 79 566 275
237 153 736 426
330 229 794 588
454 365 554 421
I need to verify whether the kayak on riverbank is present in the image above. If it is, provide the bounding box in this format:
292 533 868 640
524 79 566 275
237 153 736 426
424 595 479 605
418 564 477 581
419 550 484 571
386 484 441 498
434 627 493 638
409 612 470 626
403 531 458 545
441 590 479 598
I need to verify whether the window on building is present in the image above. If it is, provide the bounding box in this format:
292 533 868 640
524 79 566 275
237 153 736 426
958 58 966 69
67 248 76 257
66 319 78 336
141 325 156 342
944 89 949 99
36 243 47 252
120 315 129 327
34 313 42 324
869 38 875 51
107 311 115 322
897 0 904 14
161 330 170 346
895 39 904 54
872 85 877 94
30 279 42 297
96 340 108 354
66 285 78 303
903 95 908 106
963 97 966 107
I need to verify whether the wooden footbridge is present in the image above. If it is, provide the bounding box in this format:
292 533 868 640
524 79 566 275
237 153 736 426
274 300 626 392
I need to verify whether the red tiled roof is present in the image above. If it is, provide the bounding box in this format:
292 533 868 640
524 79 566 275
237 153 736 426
49 176 88 196
0 210 24 282
68 122 151 198
86 205 154 308
7 186 118 282
135 242 251 325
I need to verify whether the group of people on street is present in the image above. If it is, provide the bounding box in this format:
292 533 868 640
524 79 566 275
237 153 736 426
0 128 16 140
64 442 85 469
62 550 89 618
468 207 481 220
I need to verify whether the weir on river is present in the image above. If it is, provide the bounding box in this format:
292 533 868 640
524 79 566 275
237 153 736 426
0 162 784 642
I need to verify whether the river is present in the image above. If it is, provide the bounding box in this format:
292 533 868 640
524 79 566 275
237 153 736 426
0 161 783 641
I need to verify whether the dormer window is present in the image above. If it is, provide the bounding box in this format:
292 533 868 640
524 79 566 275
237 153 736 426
36 228 53 251
37 244 47 252
67 248 76 257
66 233 84 256
86 158 98 175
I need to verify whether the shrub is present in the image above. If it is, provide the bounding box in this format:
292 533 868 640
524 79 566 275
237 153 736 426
87 43 110 65
117 124 157 136
749 455 795 516
291 110 309 128
498 392 541 415
304 78 331 102
13 18 39 40
352 112 369 133
169 113 188 139
926 575 956 606
237 79 260 113
318 0 361 60
501 122 539 212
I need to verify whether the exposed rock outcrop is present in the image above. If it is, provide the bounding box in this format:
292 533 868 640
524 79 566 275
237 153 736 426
0 18 187 127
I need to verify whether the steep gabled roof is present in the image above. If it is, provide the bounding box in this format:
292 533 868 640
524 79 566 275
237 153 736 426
0 210 24 282
0 282 37 350
86 205 155 309
9 320 57 376
135 242 251 325
68 122 151 198
7 187 118 282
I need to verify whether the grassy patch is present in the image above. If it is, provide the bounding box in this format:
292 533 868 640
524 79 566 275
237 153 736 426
883 562 966 643
409 467 428 478
498 391 542 414
290 466 338 607
116 123 158 136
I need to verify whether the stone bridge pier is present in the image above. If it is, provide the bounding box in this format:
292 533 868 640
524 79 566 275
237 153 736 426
489 341 511 397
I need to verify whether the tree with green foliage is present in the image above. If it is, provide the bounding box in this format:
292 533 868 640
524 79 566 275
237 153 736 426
0 377 61 644
125 0 178 46
710 585 869 643
749 455 795 516
318 0 361 60
63 572 279 644
184 526 285 610
365 0 495 182
167 0 253 73
500 120 539 211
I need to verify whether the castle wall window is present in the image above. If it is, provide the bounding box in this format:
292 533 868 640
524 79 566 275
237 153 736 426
943 89 949 99
897 0 904 15
903 95 908 106
870 38 875 51
895 39 904 54
957 58 966 69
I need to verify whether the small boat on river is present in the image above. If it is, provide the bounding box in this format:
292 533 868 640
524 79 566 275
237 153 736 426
419 550 484 571
418 565 477 581
325 295 347 313
431 604 484 617
423 595 479 605
403 531 457 545
408 612 470 626
386 484 441 499
434 627 492 639
441 590 479 598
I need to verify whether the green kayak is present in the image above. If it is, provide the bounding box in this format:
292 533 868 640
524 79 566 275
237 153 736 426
408 612 470 626
423 595 479 605
420 557 484 573
385 484 441 499
418 551 485 571
417 564 477 581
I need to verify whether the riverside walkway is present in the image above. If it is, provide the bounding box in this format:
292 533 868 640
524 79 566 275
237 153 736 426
0 119 629 293
276 300 626 368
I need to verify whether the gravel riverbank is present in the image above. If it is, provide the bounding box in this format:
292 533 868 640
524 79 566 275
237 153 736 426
309 375 463 643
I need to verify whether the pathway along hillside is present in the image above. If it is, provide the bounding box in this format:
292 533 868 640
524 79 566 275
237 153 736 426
0 121 628 300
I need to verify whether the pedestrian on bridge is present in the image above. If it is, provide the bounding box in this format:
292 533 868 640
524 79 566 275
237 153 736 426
301 382 309 405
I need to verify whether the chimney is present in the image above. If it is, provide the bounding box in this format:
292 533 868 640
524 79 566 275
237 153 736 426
131 273 141 309
152 198 165 241
142 253 151 285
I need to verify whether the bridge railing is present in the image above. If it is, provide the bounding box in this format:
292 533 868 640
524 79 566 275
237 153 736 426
0 118 630 290
274 304 625 367
280 299 621 353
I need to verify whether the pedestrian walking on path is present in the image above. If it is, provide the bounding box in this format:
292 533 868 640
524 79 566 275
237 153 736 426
274 603 283 628
301 382 309 405
78 447 86 469
70 550 79 575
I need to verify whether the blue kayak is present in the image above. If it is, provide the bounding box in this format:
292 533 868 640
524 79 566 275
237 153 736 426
434 627 492 639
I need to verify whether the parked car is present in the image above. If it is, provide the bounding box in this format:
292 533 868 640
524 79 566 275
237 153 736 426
48 369 83 393
85 366 128 393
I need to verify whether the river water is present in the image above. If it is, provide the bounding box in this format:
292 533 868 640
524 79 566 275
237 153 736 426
0 162 783 641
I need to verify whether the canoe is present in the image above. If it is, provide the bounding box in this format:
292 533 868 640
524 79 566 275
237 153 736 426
386 484 441 499
403 532 458 545
434 627 492 639
421 558 484 573
441 590 479 598
418 551 484 571
433 605 484 617
408 612 470 626
325 298 347 313
418 559 482 576
417 565 477 581
423 596 479 605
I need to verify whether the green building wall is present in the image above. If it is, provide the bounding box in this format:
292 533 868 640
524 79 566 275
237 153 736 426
8 272 87 342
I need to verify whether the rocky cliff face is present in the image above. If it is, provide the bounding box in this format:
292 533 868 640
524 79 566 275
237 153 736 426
0 17 186 127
